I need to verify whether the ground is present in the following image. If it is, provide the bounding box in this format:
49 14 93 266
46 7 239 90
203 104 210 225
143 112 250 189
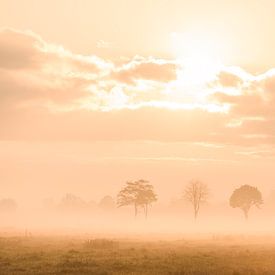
0 236 275 274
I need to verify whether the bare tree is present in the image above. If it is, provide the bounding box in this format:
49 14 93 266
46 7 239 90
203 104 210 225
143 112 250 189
183 180 209 220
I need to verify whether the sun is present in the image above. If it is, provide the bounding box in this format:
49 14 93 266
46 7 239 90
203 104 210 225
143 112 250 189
171 31 224 85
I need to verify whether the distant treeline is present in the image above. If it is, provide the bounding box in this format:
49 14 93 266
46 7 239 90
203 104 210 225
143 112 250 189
1 179 273 220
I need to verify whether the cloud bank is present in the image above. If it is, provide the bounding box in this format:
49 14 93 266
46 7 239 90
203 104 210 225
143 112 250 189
0 28 274 149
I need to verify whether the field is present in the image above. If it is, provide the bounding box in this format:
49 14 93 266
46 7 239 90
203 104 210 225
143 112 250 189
1 236 275 274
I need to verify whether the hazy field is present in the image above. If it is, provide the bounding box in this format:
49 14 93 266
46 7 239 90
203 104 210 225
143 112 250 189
1 236 275 275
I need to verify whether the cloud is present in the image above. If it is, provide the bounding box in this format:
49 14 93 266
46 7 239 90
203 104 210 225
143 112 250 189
209 69 275 146
0 106 228 142
0 28 274 149
0 28 44 69
211 69 275 118
0 28 179 111
0 28 112 74
0 28 113 110
215 71 243 87
111 56 178 84
211 67 253 88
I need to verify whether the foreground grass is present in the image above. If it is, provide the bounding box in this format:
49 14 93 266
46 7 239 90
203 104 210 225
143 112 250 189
0 237 275 274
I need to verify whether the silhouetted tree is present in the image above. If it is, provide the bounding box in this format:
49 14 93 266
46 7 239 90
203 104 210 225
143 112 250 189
99 196 116 210
230 185 263 219
117 179 157 218
59 193 87 211
183 180 209 220
0 199 17 213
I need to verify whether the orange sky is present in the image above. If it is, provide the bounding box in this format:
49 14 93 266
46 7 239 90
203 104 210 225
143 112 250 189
1 0 274 71
0 0 274 205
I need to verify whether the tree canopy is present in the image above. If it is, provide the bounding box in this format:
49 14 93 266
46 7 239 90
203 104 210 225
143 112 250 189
229 185 263 219
117 179 157 217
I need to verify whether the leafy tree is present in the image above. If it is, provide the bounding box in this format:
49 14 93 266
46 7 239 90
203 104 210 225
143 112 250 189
117 179 157 218
183 180 209 220
59 193 87 211
230 185 263 219
0 199 17 213
99 196 116 210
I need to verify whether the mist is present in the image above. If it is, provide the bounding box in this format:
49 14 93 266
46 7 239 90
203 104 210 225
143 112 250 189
1 0 275 273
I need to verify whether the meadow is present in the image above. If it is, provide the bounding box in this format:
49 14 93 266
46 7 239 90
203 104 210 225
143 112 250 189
0 236 275 274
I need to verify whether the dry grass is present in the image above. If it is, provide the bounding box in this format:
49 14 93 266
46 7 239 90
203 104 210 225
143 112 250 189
0 236 275 274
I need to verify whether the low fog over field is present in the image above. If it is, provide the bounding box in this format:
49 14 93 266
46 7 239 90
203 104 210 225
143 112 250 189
1 0 275 273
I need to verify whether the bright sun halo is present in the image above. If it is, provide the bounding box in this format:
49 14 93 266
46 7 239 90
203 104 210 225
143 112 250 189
171 31 224 85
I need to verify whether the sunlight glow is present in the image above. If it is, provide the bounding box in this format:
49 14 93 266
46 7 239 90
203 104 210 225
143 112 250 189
171 31 224 85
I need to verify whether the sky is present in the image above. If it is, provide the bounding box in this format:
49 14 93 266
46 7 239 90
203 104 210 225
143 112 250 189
0 0 274 204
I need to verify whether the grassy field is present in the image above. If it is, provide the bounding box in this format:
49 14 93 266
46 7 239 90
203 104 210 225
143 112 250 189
0 236 275 274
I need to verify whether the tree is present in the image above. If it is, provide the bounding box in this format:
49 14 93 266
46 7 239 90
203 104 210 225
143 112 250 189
183 180 209 220
99 196 116 211
117 179 157 218
230 185 263 219
0 199 17 213
59 193 87 211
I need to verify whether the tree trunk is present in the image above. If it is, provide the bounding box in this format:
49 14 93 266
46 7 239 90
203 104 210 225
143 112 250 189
134 203 137 217
194 210 198 220
194 204 199 220
243 208 249 220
